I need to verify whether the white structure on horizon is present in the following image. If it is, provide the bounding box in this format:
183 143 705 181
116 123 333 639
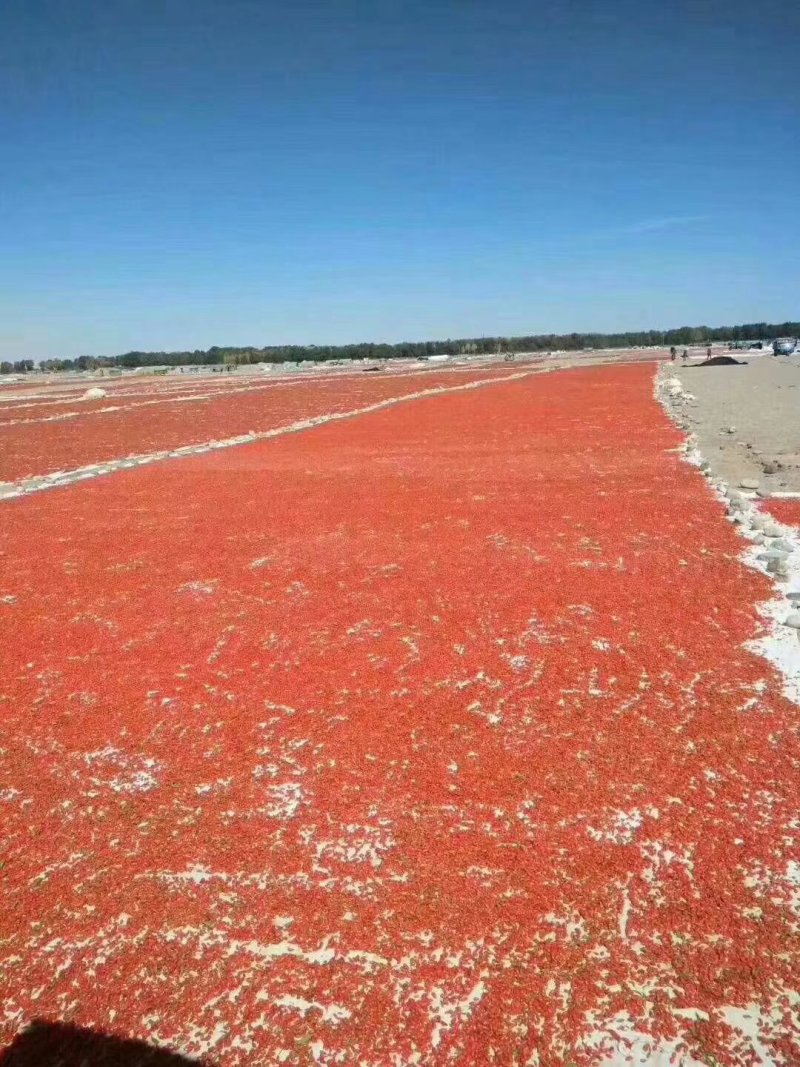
773 337 798 356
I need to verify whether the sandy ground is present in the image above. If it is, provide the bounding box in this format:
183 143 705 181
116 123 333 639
673 353 800 494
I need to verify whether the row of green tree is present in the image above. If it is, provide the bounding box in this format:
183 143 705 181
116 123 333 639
4 321 798 373
0 360 35 374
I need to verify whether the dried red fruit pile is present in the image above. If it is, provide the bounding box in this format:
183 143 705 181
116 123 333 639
0 365 524 482
1 362 798 1066
763 499 800 530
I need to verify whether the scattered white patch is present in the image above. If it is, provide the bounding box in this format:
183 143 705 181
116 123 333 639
273 995 352 1025
618 878 633 940
586 809 643 846
584 995 797 1067
160 864 216 885
542 911 589 943
194 777 231 796
314 823 396 870
181 1021 230 1058
81 746 161 794
265 782 305 820
226 935 337 966
178 579 218 597
428 975 488 1049
583 1013 706 1066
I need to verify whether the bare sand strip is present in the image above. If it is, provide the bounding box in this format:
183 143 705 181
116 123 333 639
673 354 800 495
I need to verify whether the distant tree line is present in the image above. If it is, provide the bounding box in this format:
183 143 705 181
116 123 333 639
1 360 35 374
3 321 798 373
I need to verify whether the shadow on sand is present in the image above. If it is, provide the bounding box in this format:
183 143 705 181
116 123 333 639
0 1020 208 1067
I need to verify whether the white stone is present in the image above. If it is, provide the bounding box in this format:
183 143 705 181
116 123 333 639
771 539 794 553
83 386 107 400
768 558 790 576
783 614 800 629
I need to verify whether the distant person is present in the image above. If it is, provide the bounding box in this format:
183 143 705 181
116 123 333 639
681 349 688 362
670 346 677 362
706 346 712 359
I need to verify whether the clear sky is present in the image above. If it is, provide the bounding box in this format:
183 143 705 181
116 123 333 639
1 0 798 359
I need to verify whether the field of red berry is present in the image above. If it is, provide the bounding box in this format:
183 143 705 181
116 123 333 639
2 362 799 1066
763 499 800 530
0 364 529 482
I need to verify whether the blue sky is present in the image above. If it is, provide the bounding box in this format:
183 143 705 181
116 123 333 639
1 0 798 359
